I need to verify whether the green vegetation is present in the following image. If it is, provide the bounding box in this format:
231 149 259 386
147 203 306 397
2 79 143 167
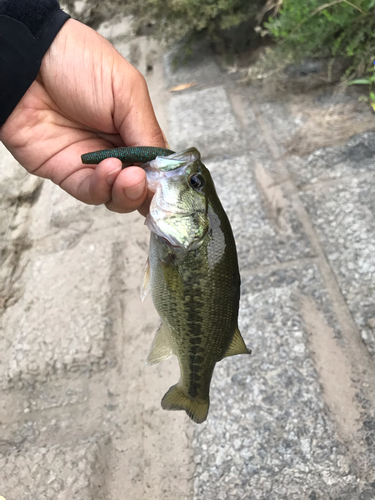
264 0 375 76
129 0 267 54
127 0 375 78
64 0 375 83
348 62 375 109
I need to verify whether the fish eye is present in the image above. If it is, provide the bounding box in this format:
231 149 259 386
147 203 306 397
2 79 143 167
189 173 205 191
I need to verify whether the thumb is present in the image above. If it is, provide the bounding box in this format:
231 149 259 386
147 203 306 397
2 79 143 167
111 60 167 148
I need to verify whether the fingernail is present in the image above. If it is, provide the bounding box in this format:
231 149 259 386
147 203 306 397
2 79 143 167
124 179 146 201
106 167 121 186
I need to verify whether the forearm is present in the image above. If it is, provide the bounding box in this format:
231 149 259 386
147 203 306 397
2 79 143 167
0 0 70 126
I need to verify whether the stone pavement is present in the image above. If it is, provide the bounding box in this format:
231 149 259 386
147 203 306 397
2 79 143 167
1 14 375 500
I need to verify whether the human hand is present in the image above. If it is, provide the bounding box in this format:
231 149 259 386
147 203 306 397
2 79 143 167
0 19 166 215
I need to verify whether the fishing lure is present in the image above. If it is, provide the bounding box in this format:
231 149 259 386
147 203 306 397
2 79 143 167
81 146 175 165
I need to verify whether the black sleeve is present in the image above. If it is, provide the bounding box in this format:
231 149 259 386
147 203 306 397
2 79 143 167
0 0 70 126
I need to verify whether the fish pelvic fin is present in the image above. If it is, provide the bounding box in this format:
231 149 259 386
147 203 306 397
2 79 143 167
222 328 252 359
140 257 150 302
146 322 173 365
161 384 209 424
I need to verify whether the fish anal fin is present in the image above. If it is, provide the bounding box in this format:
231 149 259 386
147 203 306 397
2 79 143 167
223 328 252 358
161 384 209 424
141 257 150 302
146 322 173 365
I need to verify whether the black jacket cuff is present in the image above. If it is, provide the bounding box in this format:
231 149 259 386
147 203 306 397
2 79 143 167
0 8 70 126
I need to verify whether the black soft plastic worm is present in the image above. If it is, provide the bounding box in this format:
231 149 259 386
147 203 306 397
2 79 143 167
81 146 175 165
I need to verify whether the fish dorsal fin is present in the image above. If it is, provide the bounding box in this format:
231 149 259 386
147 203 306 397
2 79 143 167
140 257 150 302
146 323 174 365
223 328 252 358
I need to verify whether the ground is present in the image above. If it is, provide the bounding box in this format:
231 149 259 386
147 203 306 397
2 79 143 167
1 12 375 500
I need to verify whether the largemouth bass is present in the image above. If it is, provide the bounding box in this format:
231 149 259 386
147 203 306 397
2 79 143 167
142 148 251 424
82 145 251 423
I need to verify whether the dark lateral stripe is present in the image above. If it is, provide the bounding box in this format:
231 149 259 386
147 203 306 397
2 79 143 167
187 297 205 398
190 337 202 345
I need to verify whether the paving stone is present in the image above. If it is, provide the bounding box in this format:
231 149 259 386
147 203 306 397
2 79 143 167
0 144 42 204
0 144 41 254
193 264 372 500
285 132 375 187
300 175 375 357
29 181 95 252
206 154 313 271
0 232 116 388
0 145 43 314
258 100 306 150
164 41 224 89
0 437 109 500
28 180 128 254
167 86 244 156
48 185 94 230
20 379 91 414
224 88 271 156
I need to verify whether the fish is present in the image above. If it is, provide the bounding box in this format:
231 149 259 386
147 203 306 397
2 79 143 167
81 145 251 423
141 147 251 424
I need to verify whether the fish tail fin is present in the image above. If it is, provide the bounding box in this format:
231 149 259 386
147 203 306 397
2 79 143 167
161 384 209 424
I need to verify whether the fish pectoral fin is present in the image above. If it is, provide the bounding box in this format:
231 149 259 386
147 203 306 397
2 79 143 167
140 257 151 302
161 384 209 424
222 328 252 358
146 323 174 365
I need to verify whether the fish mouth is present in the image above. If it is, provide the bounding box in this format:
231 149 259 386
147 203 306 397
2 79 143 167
143 147 207 251
144 148 200 172
144 148 201 192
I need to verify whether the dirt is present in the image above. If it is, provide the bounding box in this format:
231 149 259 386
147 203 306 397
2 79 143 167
284 92 375 157
301 295 361 440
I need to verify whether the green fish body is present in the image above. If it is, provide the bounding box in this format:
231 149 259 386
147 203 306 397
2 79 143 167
142 148 251 423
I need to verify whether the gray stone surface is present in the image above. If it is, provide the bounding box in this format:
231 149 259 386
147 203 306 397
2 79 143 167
168 86 244 156
301 175 375 357
0 438 109 500
207 154 313 270
0 144 43 320
259 100 306 148
0 175 121 390
285 131 375 187
193 265 369 500
1 233 114 388
0 144 42 204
